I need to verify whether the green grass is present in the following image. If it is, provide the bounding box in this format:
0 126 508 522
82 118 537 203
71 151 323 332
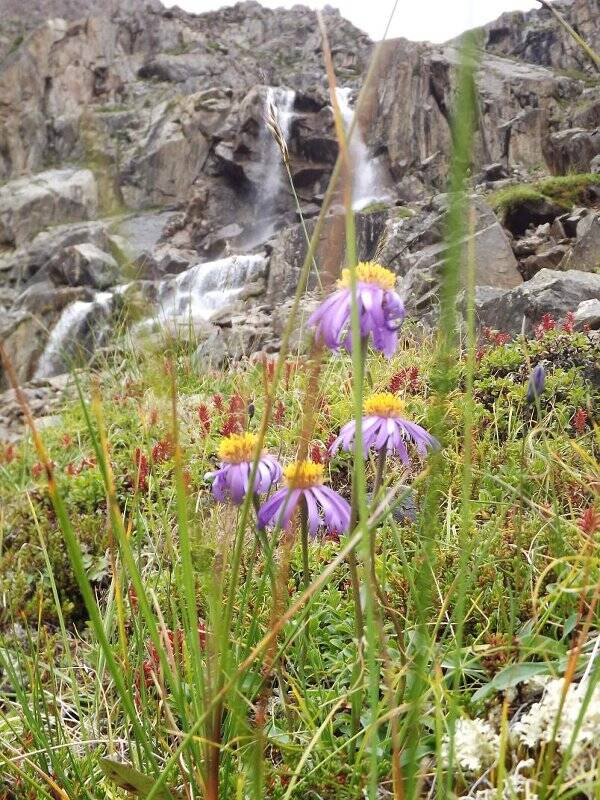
0 323 598 798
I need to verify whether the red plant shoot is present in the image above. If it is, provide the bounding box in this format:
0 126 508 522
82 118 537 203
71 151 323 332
198 403 211 434
579 507 599 537
133 448 149 493
562 311 575 334
389 366 421 393
535 313 556 339
573 408 588 434
152 437 174 464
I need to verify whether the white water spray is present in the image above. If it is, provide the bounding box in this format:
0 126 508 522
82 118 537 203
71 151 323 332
335 87 391 211
140 254 268 334
35 291 114 379
262 86 295 201
241 87 296 250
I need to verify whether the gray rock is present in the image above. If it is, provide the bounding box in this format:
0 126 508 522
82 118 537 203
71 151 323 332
119 94 211 210
519 244 571 281
267 209 387 305
0 221 116 288
592 154 600 174
48 243 119 289
547 128 600 175
110 212 175 277
574 298 600 331
377 195 520 320
476 269 600 334
513 233 548 258
0 169 98 248
482 0 600 73
0 312 49 388
481 163 510 182
560 215 600 272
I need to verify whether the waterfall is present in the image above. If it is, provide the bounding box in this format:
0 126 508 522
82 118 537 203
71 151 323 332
139 254 268 334
241 87 295 250
334 87 391 211
261 86 295 204
35 291 114 379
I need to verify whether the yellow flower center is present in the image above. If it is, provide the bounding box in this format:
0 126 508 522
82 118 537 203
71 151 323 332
218 433 258 463
364 393 406 418
284 460 324 489
338 261 396 291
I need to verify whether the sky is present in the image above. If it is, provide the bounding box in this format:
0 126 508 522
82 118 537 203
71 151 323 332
165 0 540 43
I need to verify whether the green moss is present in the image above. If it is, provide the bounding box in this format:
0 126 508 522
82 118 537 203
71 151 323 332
537 173 600 206
393 205 416 220
489 184 545 214
489 173 600 216
358 201 391 215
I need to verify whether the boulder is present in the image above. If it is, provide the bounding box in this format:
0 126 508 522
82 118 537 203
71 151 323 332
0 220 116 288
574 298 600 331
376 195 520 320
546 128 600 175
501 195 565 237
560 215 600 272
519 244 571 281
480 163 510 183
513 233 549 258
0 312 50 388
592 154 600 174
476 269 600 334
0 169 98 248
48 243 119 289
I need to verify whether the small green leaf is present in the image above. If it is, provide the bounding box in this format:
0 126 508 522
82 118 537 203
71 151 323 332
562 613 578 639
100 759 183 799
472 662 553 702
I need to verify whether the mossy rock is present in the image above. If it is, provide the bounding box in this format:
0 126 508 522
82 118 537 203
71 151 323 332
489 173 600 235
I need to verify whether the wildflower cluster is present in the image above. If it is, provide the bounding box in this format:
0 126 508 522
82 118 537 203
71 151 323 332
204 261 438 540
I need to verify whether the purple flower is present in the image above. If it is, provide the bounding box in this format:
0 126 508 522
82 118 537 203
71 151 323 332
330 393 439 464
204 433 282 505
526 363 545 404
307 261 405 358
257 461 351 537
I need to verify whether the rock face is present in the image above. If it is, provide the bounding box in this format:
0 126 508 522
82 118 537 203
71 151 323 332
1 0 600 401
376 195 521 320
0 169 98 247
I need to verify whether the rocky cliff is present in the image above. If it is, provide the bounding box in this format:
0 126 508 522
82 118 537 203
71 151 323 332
1 0 599 422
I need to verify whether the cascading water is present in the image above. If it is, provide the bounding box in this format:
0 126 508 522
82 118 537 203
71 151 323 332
240 87 296 250
261 86 295 205
35 291 114 379
138 253 268 335
335 87 391 211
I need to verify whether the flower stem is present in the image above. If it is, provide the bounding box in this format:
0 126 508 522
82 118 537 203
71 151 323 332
300 498 310 591
371 446 406 655
252 495 277 599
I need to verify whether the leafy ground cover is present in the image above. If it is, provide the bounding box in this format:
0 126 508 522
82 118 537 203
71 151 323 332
0 314 598 799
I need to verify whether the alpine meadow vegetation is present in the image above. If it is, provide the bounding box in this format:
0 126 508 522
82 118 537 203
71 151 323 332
0 10 599 800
